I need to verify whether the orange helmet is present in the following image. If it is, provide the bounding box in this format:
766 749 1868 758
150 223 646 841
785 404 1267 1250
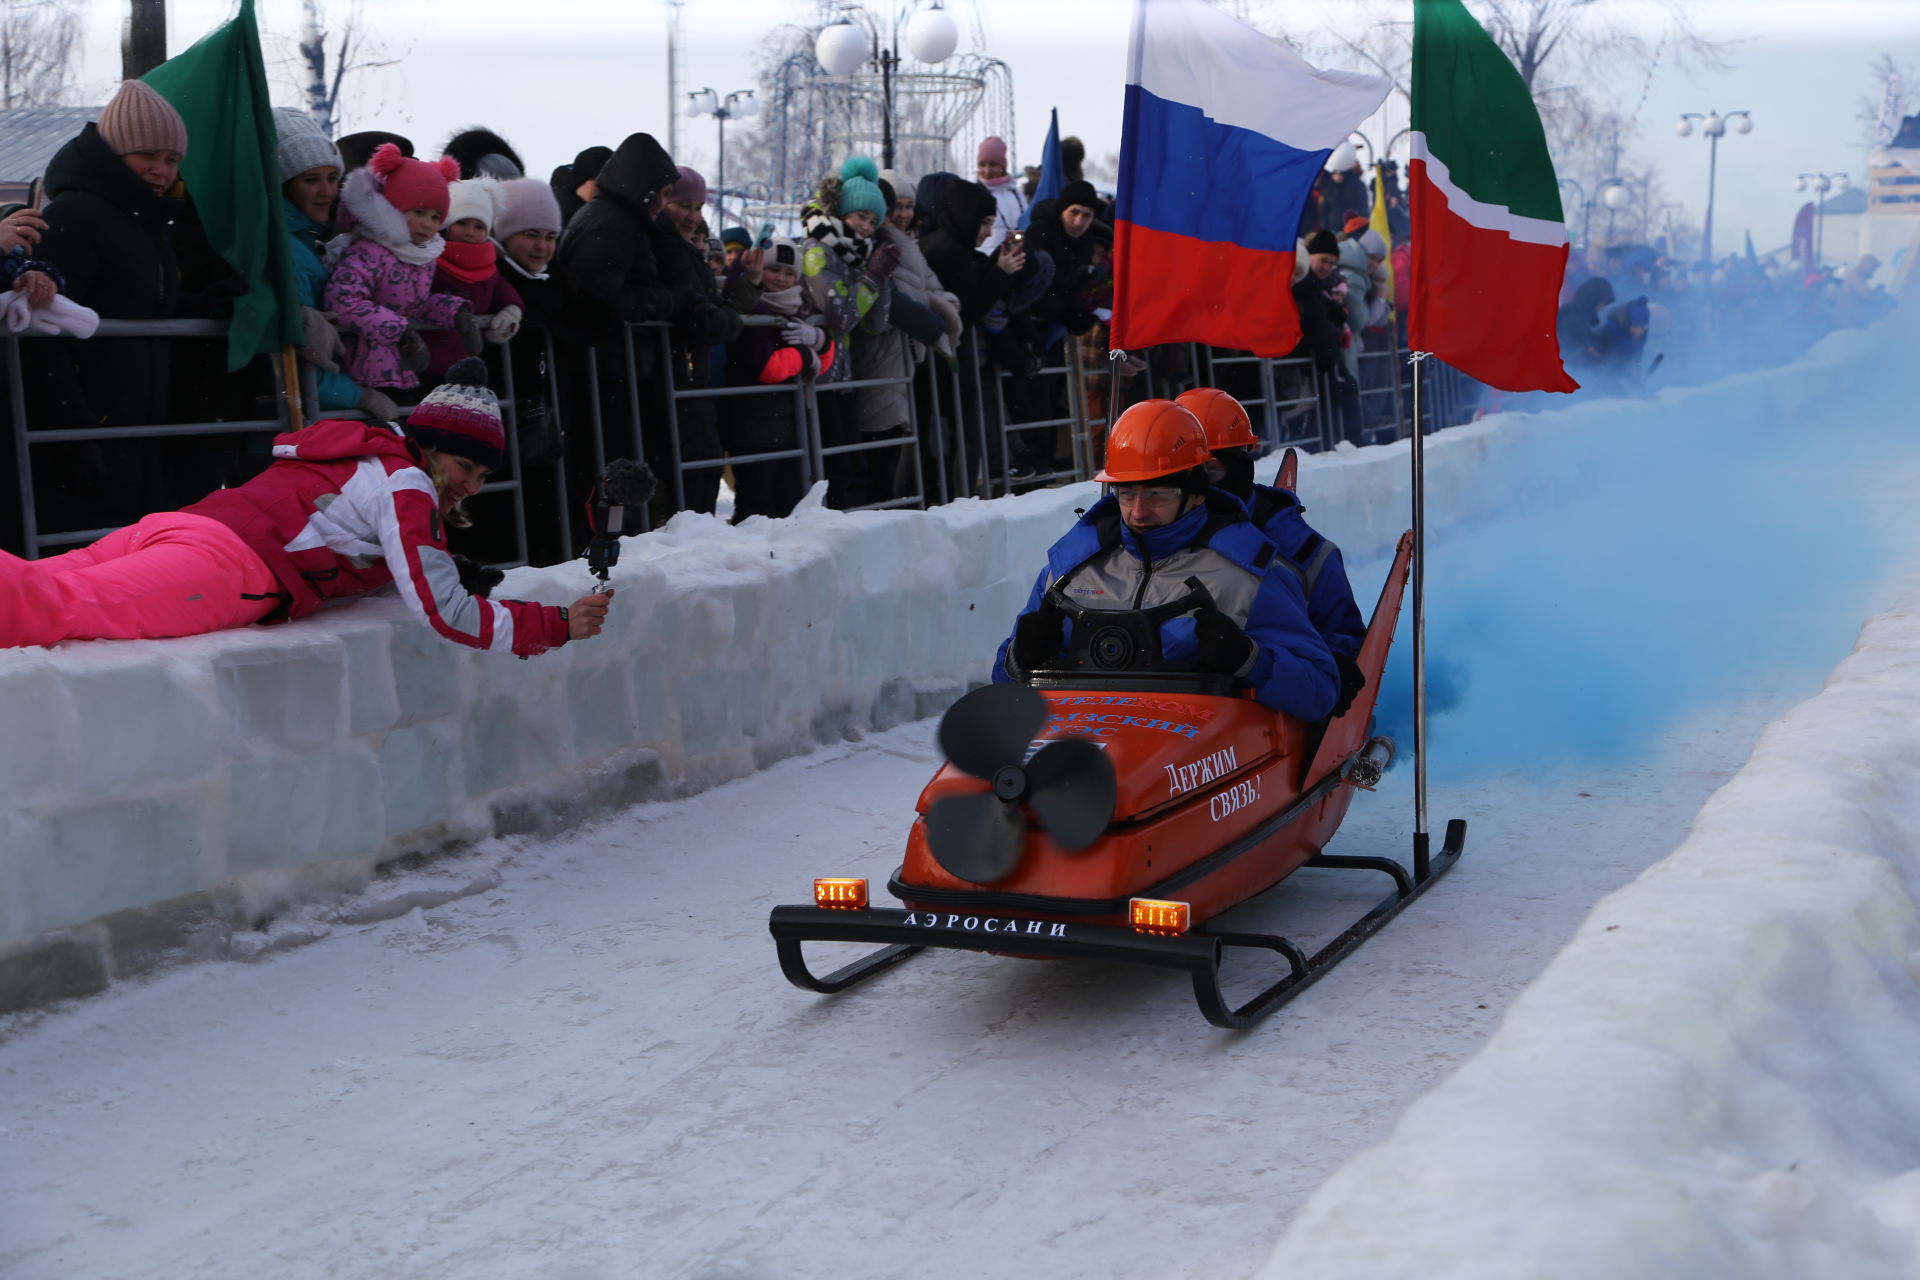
1095 400 1212 483
1176 387 1258 452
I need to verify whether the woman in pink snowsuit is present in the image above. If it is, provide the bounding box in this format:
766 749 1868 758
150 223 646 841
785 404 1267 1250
324 143 477 395
0 360 613 653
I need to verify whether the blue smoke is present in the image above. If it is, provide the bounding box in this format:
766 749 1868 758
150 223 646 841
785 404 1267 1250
1356 345 1917 780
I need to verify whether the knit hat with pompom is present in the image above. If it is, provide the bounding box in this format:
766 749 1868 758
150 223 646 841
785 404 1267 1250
406 357 503 471
368 143 459 219
836 155 886 220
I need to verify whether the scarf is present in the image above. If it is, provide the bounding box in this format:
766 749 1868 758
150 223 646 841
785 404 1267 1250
330 228 444 269
499 252 550 282
759 284 803 316
438 238 498 284
800 199 872 272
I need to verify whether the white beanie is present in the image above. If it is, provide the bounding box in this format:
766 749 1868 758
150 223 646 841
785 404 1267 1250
446 178 502 232
1358 228 1387 257
491 177 563 242
273 107 340 183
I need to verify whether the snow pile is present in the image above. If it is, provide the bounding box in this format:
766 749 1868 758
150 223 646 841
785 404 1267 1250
1257 585 1920 1277
1256 380 1920 1273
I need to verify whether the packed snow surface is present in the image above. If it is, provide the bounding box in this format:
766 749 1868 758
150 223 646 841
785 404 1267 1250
0 689 1846 1280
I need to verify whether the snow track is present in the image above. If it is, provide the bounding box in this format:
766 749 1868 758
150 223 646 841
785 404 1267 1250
0 683 1843 1280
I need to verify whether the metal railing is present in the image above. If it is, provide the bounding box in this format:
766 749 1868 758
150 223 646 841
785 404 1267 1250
6 312 1488 567
7 319 292 558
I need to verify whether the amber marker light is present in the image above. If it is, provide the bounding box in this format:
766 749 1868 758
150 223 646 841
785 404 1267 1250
1130 898 1191 936
814 878 869 910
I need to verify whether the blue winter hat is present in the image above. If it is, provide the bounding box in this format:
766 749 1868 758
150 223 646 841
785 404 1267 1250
837 155 886 220
1627 295 1650 327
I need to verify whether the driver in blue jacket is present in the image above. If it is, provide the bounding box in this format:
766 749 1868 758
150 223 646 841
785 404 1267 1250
1176 386 1368 717
993 400 1338 721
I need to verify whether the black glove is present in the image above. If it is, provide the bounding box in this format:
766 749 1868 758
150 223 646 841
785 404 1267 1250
398 328 430 372
451 307 485 356
452 553 505 599
1010 605 1064 672
1194 609 1254 676
1331 652 1366 719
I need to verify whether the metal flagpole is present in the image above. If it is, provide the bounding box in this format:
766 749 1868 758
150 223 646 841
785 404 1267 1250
1408 348 1430 879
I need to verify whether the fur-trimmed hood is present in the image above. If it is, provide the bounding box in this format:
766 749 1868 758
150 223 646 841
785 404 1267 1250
337 164 446 267
443 127 524 180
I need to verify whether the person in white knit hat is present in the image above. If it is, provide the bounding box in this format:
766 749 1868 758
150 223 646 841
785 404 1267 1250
271 107 391 418
425 177 524 376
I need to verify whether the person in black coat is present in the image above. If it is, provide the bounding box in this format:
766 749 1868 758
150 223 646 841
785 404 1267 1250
1026 181 1103 337
31 82 190 530
918 176 1027 327
553 146 611 227
1292 229 1361 443
651 165 742 516
558 132 682 355
555 131 680 510
557 136 739 519
34 92 185 431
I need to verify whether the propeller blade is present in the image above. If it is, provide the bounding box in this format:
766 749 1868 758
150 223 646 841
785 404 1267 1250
938 683 1049 781
925 790 1028 884
1023 739 1118 853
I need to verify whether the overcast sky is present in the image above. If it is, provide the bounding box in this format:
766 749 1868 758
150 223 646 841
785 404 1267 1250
74 0 1920 254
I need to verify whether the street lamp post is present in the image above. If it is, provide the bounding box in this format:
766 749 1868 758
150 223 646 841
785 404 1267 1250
1675 109 1753 264
1556 177 1631 247
813 2 960 171
1557 177 1585 243
1794 171 1852 269
686 87 758 227
1597 177 1631 244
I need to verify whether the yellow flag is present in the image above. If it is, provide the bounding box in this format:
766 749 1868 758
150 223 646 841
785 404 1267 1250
1371 164 1394 304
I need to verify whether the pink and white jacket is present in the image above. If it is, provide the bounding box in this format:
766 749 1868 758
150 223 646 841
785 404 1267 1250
324 167 471 391
180 420 569 658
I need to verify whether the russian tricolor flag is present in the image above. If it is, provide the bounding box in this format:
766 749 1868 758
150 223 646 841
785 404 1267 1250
1111 0 1391 358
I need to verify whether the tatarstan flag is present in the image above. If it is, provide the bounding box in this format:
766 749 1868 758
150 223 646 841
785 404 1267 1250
1408 0 1577 392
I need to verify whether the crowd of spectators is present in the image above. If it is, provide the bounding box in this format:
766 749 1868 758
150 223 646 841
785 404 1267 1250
0 89 1143 565
1553 240 1896 399
0 85 1895 566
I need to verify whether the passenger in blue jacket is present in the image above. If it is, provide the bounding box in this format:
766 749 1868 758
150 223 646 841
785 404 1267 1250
994 400 1338 722
1177 387 1367 717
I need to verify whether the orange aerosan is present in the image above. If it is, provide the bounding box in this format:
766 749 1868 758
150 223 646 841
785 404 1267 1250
768 452 1465 1028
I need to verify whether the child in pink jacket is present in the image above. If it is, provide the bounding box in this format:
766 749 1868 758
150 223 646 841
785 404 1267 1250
325 143 479 396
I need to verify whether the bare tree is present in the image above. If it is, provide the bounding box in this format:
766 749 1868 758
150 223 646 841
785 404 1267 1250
1859 54 1915 151
291 0 399 137
1473 0 1725 95
0 0 78 109
1268 0 1728 245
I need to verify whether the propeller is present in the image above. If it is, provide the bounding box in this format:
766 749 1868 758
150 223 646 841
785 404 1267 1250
924 685 1118 884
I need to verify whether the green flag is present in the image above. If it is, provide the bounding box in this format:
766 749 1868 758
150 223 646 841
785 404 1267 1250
1408 0 1576 392
143 0 301 371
